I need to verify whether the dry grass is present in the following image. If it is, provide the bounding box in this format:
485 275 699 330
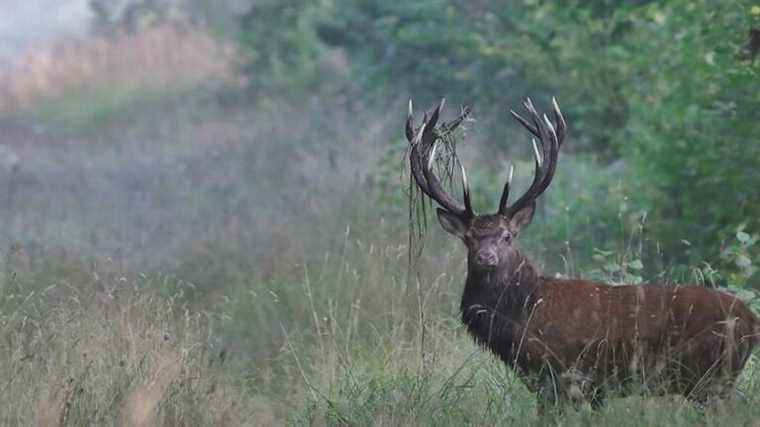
37 378 76 427
0 270 246 425
120 350 182 427
0 23 237 112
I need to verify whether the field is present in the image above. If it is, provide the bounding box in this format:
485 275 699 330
1 2 759 425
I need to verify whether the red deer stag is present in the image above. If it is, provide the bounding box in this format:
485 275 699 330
405 98 759 412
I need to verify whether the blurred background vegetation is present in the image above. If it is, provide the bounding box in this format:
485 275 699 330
0 0 758 424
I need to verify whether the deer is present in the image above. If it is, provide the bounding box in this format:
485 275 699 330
405 97 759 413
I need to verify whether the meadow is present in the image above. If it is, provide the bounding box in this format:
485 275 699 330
1 1 759 425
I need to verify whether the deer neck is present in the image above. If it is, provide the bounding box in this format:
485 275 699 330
459 250 541 365
463 250 540 313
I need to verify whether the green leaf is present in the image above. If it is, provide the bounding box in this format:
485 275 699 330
736 254 752 269
628 259 644 270
737 231 751 243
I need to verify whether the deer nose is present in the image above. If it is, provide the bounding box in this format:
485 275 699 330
476 251 498 267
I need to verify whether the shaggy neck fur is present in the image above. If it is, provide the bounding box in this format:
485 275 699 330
460 248 541 366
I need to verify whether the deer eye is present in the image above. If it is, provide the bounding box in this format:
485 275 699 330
502 232 512 242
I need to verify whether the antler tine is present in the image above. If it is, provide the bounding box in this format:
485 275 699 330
501 98 566 216
509 98 539 139
405 99 415 142
509 110 540 139
551 97 567 145
497 164 515 214
499 103 546 215
407 100 473 217
460 160 473 215
526 99 552 171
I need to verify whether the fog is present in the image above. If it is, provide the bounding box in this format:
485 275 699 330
0 3 384 287
0 0 90 61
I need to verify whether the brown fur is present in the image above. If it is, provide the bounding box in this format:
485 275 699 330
407 99 759 411
456 215 759 411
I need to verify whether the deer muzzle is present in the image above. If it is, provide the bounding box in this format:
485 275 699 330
476 249 499 268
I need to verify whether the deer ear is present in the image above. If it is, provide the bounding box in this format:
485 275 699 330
436 208 468 238
509 202 535 232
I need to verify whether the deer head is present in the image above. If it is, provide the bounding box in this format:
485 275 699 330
406 98 566 274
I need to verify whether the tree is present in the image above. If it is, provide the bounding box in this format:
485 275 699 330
619 1 760 264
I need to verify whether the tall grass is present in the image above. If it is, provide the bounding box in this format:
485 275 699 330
225 221 760 426
2 230 754 424
0 269 247 425
0 21 757 424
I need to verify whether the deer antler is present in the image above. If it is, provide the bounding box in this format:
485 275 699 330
499 97 566 216
406 99 473 218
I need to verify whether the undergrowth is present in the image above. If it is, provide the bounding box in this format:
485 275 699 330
263 230 760 426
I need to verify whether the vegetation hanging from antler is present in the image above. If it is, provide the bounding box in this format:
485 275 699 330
405 99 472 266
403 96 760 413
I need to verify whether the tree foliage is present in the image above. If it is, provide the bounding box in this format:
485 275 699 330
238 0 329 94
238 0 760 275
620 1 760 261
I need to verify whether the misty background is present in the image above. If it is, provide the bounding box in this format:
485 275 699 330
0 0 89 60
0 0 758 424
